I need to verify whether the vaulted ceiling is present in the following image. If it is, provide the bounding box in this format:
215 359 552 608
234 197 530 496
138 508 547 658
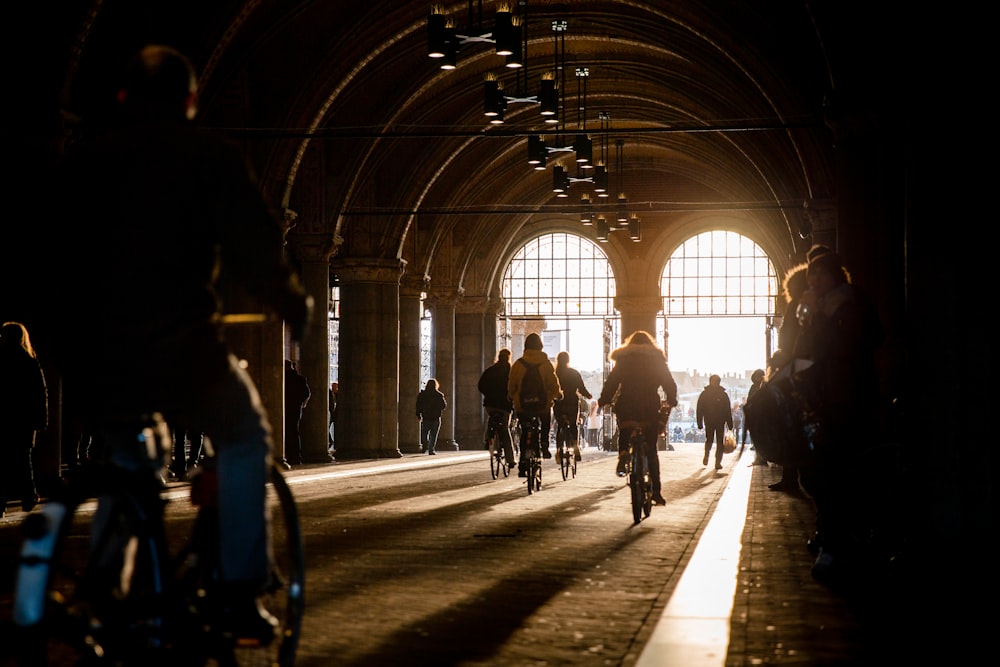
25 1 909 297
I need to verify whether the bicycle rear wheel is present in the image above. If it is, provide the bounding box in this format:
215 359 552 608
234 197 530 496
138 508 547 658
489 437 500 480
630 445 643 524
641 454 653 518
232 464 305 667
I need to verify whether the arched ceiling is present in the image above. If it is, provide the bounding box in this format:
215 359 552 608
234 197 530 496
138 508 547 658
48 1 865 294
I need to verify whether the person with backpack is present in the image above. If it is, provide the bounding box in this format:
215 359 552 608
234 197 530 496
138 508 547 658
696 374 734 471
507 333 562 476
597 330 678 505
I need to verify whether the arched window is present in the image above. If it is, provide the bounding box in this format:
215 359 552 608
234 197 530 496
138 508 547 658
501 233 615 375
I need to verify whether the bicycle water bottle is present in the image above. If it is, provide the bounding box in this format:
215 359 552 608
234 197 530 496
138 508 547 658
13 502 67 626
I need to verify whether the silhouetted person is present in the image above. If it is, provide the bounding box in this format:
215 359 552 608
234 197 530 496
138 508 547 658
416 378 447 454
597 331 678 505
508 333 562 475
697 374 734 471
43 44 312 640
553 351 593 462
0 322 48 515
478 348 516 468
284 360 311 465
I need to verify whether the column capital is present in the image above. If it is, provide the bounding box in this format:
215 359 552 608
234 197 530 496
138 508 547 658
331 258 406 284
455 296 495 314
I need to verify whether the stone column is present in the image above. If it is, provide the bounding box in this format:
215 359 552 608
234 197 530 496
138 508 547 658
424 290 458 450
614 295 663 344
330 258 404 460
454 296 495 450
399 276 427 453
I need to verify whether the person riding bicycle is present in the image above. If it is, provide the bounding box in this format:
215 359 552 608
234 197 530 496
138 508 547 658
553 351 593 463
478 348 517 469
597 331 678 506
507 333 562 476
46 45 313 642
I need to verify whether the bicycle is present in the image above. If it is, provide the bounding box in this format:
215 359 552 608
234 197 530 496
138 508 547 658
520 416 543 495
11 412 304 667
554 413 576 481
619 420 653 524
485 410 514 480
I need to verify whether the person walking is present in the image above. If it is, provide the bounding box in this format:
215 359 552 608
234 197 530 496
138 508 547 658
507 333 562 475
45 44 313 640
553 351 593 463
416 378 447 455
284 360 311 466
586 400 603 449
696 374 734 471
0 321 48 516
478 348 516 469
328 381 338 455
597 330 678 506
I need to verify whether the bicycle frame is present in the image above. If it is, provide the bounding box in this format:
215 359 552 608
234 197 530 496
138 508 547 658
555 413 576 481
486 410 512 479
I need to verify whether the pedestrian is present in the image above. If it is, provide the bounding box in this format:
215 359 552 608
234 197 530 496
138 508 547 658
477 348 516 469
696 374 734 470
597 330 678 505
741 369 767 464
553 351 593 463
764 260 811 485
0 321 48 516
793 246 883 582
284 360 311 466
587 400 602 449
507 332 562 475
416 378 447 455
46 44 313 640
328 381 338 454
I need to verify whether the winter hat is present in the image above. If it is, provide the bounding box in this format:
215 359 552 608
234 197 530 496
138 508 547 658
709 374 721 385
751 369 765 383
525 333 543 350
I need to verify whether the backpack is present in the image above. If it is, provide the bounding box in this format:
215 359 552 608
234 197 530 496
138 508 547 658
517 359 546 413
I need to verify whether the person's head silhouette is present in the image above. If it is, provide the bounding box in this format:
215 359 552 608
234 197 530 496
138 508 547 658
117 44 198 121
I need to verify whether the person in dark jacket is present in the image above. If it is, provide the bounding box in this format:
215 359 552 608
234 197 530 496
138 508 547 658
597 330 678 505
44 45 313 639
0 321 48 515
697 374 734 470
284 360 311 465
416 378 447 455
478 348 516 468
793 247 883 582
553 351 593 463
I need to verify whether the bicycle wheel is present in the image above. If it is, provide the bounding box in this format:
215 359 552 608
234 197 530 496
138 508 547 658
559 434 570 482
533 455 543 493
630 445 643 524
570 450 577 479
489 436 500 480
526 451 536 496
641 453 653 518
248 464 305 667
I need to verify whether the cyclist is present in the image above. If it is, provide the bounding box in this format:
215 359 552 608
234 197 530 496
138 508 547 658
597 331 678 506
553 351 593 463
46 45 313 641
508 333 562 476
477 348 516 470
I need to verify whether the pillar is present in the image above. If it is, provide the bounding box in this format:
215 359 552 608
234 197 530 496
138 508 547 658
424 291 457 450
399 276 427 453
614 295 662 344
296 251 334 464
330 258 404 460
454 296 495 450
